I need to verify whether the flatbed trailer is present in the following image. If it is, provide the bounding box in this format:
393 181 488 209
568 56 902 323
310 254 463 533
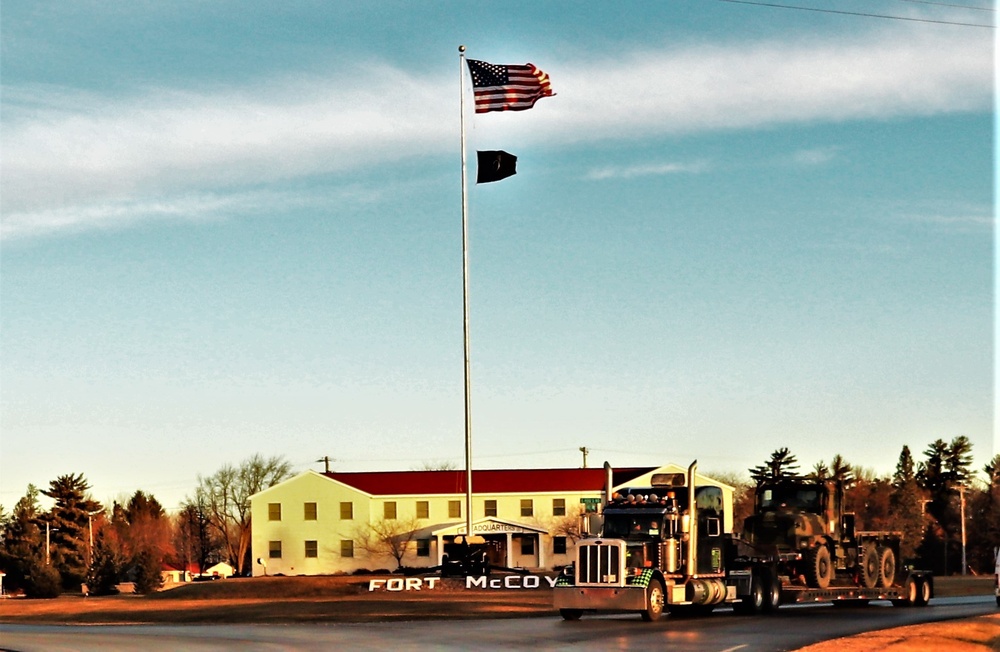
554 461 934 621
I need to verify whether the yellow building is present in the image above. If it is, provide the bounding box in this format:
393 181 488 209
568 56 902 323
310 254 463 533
249 464 733 576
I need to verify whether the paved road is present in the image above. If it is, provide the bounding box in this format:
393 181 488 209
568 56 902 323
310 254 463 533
0 595 993 652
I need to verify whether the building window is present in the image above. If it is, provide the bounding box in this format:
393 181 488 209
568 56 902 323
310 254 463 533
305 540 318 558
384 501 397 520
520 537 535 555
484 499 497 517
553 498 566 516
520 499 533 517
340 502 353 520
268 540 282 559
449 500 461 518
416 501 429 519
268 503 281 521
340 540 354 558
416 539 431 557
304 502 317 520
553 536 567 555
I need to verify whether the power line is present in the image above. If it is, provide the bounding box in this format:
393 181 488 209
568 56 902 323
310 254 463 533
716 0 996 27
895 0 995 11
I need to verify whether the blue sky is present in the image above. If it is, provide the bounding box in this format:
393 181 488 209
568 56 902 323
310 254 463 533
1 1 994 511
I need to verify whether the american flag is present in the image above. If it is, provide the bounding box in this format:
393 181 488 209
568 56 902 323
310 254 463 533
466 59 554 114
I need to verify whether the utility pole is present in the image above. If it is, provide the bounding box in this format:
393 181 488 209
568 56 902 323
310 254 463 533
316 456 334 474
958 484 967 576
579 447 590 469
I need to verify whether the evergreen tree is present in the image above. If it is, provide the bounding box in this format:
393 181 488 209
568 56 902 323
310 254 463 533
750 448 800 483
808 461 830 481
967 455 1000 574
86 513 126 596
0 485 45 595
944 435 974 485
916 437 975 574
889 445 926 561
829 454 854 486
41 473 102 588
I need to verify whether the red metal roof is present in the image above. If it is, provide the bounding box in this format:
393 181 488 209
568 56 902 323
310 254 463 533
324 467 656 496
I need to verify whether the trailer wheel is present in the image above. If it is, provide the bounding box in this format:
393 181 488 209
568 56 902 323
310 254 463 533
734 575 765 615
806 545 834 589
640 579 666 622
877 547 896 589
914 577 932 607
892 576 918 607
559 609 583 621
859 545 879 589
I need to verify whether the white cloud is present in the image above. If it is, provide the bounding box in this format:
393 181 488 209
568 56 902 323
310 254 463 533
789 147 841 166
1 24 990 239
587 160 710 180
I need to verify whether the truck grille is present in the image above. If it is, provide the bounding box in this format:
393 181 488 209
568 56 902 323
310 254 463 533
577 541 624 585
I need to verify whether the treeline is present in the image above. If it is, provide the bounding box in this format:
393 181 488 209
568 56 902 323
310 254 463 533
731 436 998 576
0 454 291 598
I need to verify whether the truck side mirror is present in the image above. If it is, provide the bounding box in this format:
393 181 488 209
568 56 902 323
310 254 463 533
681 514 691 534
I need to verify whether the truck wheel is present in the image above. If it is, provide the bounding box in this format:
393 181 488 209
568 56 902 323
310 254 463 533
892 576 918 607
859 545 879 589
806 546 834 589
734 575 764 615
761 570 781 613
641 579 666 622
560 609 583 621
877 547 896 589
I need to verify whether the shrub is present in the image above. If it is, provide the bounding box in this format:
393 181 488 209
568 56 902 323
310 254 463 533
25 564 62 599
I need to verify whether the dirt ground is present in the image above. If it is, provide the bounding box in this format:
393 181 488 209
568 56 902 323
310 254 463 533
797 613 1000 652
0 574 994 650
0 575 554 624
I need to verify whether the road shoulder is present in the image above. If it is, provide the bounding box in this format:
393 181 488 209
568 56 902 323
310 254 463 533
796 613 1000 651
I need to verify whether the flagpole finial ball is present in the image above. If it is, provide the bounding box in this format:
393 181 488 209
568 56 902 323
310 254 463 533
459 45 466 52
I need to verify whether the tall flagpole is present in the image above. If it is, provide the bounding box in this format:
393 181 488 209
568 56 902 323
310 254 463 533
458 45 474 543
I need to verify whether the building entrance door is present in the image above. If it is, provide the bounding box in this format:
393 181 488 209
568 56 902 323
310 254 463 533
481 535 506 568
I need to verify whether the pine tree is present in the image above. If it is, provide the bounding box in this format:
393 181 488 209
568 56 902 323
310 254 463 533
829 455 854 487
889 445 926 561
749 448 801 483
916 437 975 574
0 485 45 594
40 474 102 588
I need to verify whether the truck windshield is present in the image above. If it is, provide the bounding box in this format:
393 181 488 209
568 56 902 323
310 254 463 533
603 515 663 539
759 486 821 512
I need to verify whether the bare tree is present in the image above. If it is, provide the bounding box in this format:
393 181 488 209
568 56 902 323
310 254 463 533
353 517 422 569
190 454 291 575
412 460 458 471
549 507 588 542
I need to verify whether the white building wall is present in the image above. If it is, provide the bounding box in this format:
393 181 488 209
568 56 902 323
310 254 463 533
249 465 730 576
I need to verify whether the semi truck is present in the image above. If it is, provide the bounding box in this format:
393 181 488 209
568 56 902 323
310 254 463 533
552 461 933 621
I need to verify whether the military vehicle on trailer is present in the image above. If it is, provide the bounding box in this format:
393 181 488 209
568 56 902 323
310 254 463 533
742 478 900 591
